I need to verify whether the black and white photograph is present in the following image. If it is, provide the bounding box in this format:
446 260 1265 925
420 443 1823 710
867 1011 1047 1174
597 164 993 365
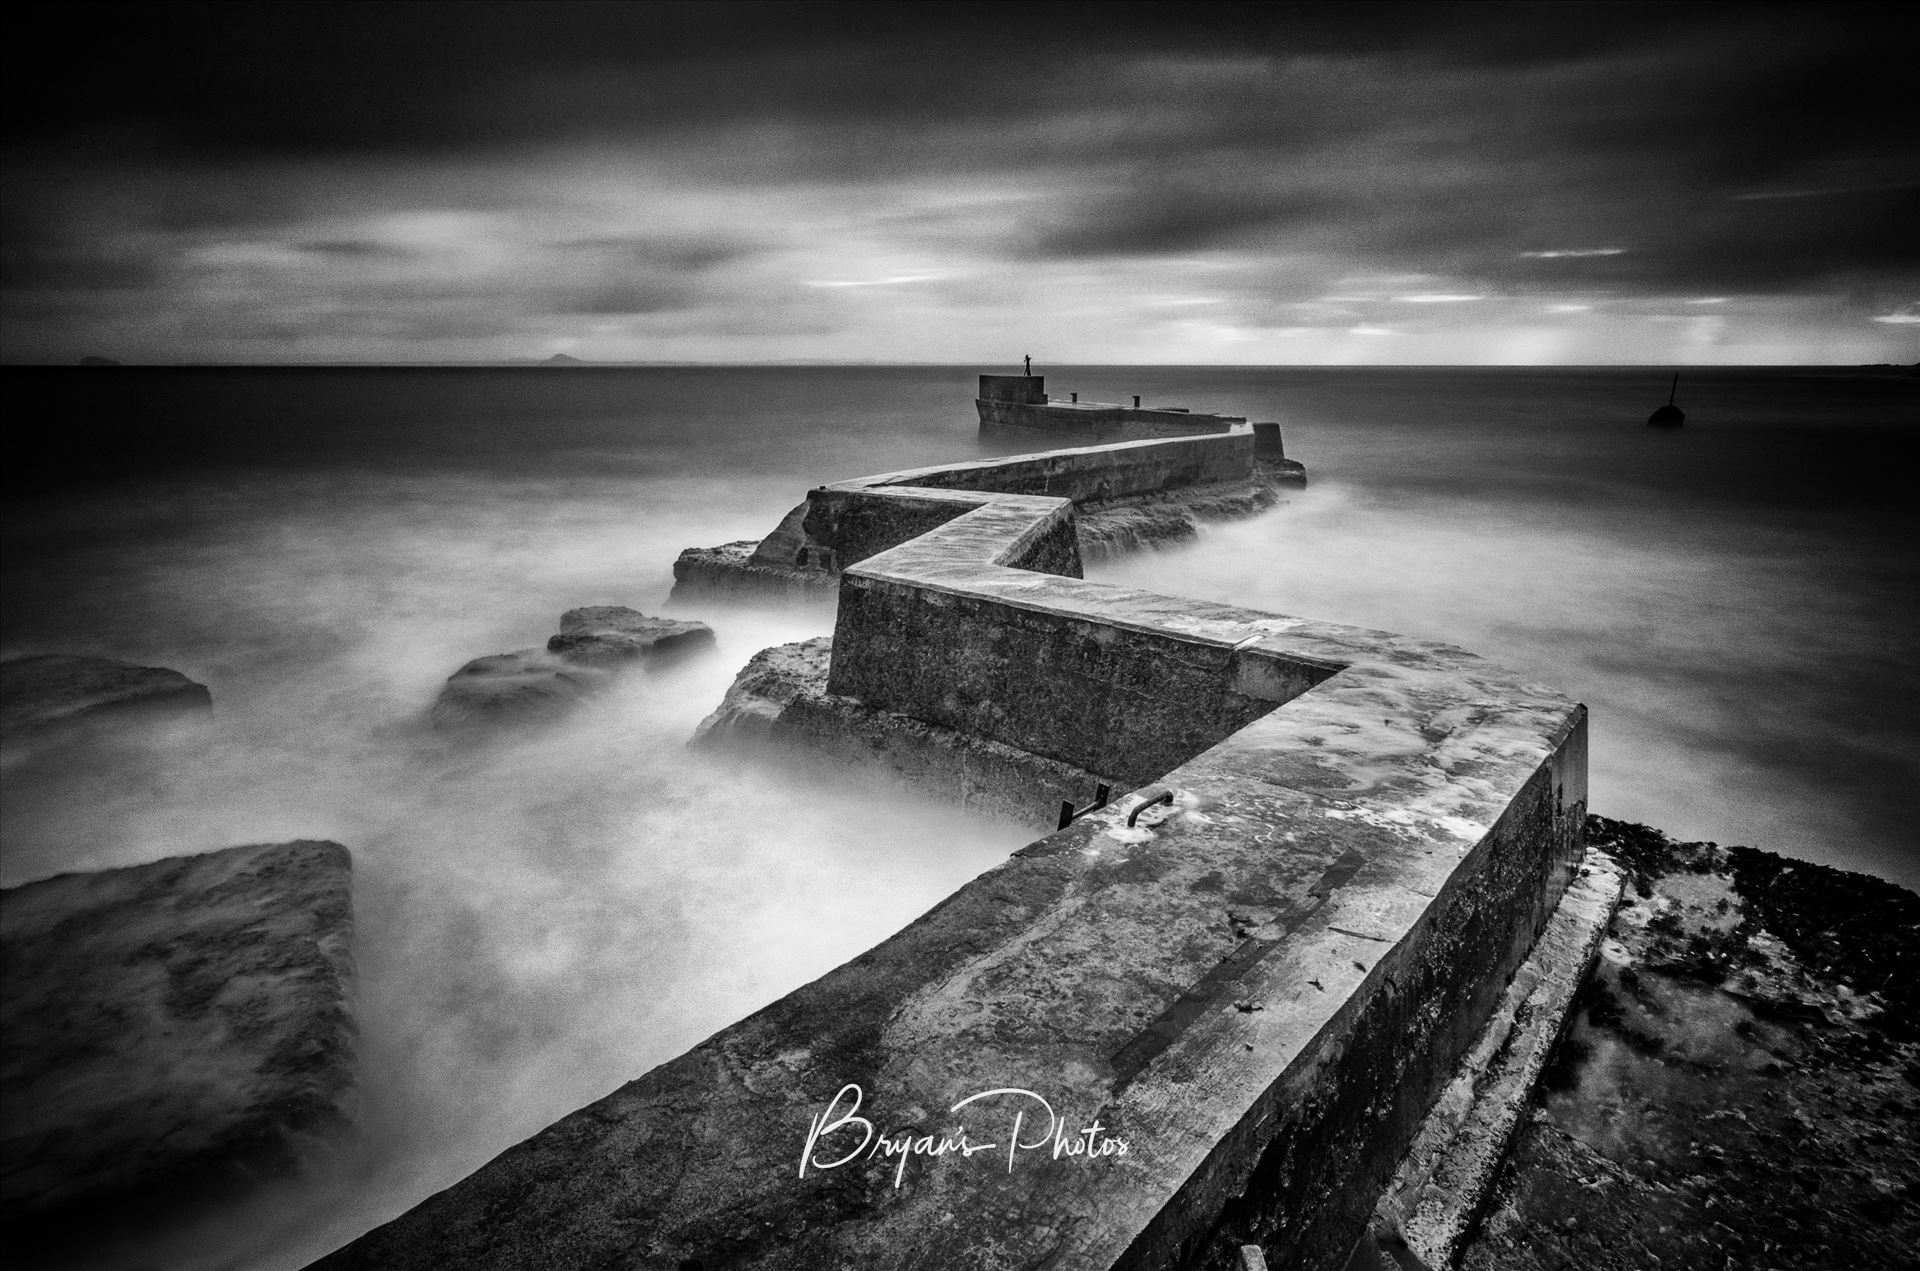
2 3 1916 1268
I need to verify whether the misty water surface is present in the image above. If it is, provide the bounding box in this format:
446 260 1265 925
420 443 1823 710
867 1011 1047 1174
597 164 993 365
1 364 1914 1267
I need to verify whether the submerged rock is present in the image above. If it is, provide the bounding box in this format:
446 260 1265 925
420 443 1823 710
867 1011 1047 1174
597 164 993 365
0 840 355 1242
0 653 211 742
429 650 613 728
433 606 713 729
545 606 714 666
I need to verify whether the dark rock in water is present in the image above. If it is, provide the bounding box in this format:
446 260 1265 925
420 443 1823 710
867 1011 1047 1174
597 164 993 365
0 654 211 742
545 606 714 666
1457 816 1920 1271
429 650 613 728
671 540 839 603
692 635 833 743
0 841 355 1243
432 607 712 728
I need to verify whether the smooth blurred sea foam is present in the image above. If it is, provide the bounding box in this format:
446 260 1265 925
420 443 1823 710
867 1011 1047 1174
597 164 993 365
1 363 1914 1268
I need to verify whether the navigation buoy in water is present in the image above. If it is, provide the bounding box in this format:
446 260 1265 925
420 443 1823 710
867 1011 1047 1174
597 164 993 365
1648 373 1685 427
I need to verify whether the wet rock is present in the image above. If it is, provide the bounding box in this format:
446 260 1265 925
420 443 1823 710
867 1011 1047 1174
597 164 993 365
432 606 712 729
669 540 839 604
0 654 210 742
0 840 355 1245
429 650 612 728
692 634 831 741
545 606 714 666
1456 816 1920 1271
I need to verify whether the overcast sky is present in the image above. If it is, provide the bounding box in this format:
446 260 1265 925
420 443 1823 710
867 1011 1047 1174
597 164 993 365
4 1 1916 364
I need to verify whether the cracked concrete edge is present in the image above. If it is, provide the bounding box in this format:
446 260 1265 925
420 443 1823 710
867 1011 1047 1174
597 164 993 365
1365 844 1627 1269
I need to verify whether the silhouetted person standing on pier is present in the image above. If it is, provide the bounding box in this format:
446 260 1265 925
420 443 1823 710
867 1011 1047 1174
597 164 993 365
1024 354 1031 376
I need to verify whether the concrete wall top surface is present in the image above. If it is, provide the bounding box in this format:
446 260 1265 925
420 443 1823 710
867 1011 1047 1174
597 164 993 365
854 433 1255 504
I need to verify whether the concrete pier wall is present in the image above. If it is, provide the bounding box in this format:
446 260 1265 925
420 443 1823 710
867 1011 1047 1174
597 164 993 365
973 375 1246 439
672 433 1299 603
318 437 1587 1271
693 636 1119 829
975 398 1242 438
825 526 1334 787
979 373 1048 405
783 433 1262 573
864 432 1259 502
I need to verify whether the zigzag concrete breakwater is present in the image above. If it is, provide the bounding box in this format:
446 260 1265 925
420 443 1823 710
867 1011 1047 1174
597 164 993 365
669 425 1304 602
317 432 1587 1271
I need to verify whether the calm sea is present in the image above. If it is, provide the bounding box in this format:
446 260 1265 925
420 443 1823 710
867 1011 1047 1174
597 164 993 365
1 364 1915 1268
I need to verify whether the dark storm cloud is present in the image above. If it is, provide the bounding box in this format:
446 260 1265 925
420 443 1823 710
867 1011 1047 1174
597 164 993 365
4 1 1916 361
983 7 1919 294
1030 187 1337 260
0 228 165 292
13 2 1878 156
2 2 1228 154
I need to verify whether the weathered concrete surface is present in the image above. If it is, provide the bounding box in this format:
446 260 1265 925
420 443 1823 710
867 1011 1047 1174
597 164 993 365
318 436 1586 1271
1364 844 1625 1269
670 432 1301 603
824 534 1333 790
317 712 1583 1270
0 653 211 742
1 841 355 1244
978 373 1049 405
694 636 1120 831
975 374 1248 440
1456 817 1920 1271
975 400 1243 439
432 605 712 728
874 433 1255 500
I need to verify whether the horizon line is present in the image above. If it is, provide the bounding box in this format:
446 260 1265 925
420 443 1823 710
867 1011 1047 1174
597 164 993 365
11 359 1918 370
